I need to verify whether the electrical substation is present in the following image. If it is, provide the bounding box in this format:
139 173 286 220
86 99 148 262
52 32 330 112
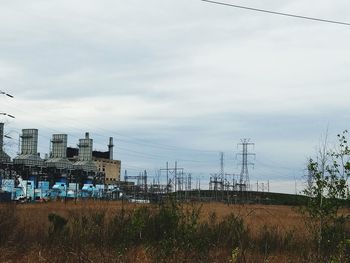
0 90 277 204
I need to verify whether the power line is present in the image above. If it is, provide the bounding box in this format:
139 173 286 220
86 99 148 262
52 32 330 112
5 102 219 154
6 125 216 165
0 90 14 98
201 0 350 26
90 126 219 153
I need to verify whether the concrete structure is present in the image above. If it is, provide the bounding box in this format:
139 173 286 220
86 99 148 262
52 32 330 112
13 129 43 166
93 137 121 184
0 123 10 163
21 129 38 155
78 132 93 161
94 159 121 184
45 134 73 170
67 135 120 181
51 134 67 158
73 132 97 172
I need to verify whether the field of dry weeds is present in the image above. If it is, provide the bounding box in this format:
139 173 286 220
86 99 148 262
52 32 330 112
0 200 349 262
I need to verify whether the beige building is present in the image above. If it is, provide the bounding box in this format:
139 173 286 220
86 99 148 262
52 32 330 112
94 158 121 184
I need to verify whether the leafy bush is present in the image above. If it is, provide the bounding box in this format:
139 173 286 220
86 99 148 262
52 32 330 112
302 130 350 260
47 212 68 245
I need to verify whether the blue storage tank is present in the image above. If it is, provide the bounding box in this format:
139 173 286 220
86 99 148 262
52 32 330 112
29 176 37 186
25 180 35 190
38 181 50 190
38 181 50 198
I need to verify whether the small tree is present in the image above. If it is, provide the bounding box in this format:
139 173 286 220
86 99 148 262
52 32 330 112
303 130 350 260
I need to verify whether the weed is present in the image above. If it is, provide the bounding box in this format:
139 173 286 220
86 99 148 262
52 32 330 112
0 204 17 245
0 200 348 262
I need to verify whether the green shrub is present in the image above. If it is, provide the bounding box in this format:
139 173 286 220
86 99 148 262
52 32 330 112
48 213 68 244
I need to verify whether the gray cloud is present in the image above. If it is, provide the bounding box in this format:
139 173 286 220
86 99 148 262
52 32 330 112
1 0 350 193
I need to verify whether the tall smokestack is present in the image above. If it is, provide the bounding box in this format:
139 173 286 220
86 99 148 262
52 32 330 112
108 137 114 160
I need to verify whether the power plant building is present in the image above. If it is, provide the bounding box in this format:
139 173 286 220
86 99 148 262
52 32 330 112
73 132 97 172
67 136 121 183
0 125 121 187
93 138 121 183
13 129 44 167
45 134 73 170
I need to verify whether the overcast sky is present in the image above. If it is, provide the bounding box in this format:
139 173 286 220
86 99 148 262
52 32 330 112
1 0 350 193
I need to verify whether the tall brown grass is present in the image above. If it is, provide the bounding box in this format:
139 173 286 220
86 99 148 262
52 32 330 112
0 200 349 262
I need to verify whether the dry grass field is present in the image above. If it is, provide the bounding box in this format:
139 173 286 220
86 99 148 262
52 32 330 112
0 200 349 262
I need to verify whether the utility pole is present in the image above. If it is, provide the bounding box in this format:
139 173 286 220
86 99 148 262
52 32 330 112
220 152 224 200
199 177 201 199
175 161 177 193
160 162 184 197
0 90 14 166
188 173 192 200
166 161 169 193
210 152 226 200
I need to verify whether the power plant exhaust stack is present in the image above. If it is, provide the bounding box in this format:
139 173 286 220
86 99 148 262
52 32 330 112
73 132 97 172
13 129 43 166
108 137 114 160
45 134 73 170
79 132 92 161
20 129 38 155
51 134 68 158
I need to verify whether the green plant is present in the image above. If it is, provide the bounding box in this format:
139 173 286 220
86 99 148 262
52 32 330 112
231 247 240 263
302 130 350 260
47 212 68 245
48 213 68 235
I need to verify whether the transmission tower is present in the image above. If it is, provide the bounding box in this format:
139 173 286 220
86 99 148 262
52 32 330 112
237 139 255 192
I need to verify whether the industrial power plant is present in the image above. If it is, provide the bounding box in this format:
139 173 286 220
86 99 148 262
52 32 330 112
0 121 273 204
0 122 124 201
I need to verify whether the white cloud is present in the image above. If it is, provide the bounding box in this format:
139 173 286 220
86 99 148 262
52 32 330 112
1 0 350 193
